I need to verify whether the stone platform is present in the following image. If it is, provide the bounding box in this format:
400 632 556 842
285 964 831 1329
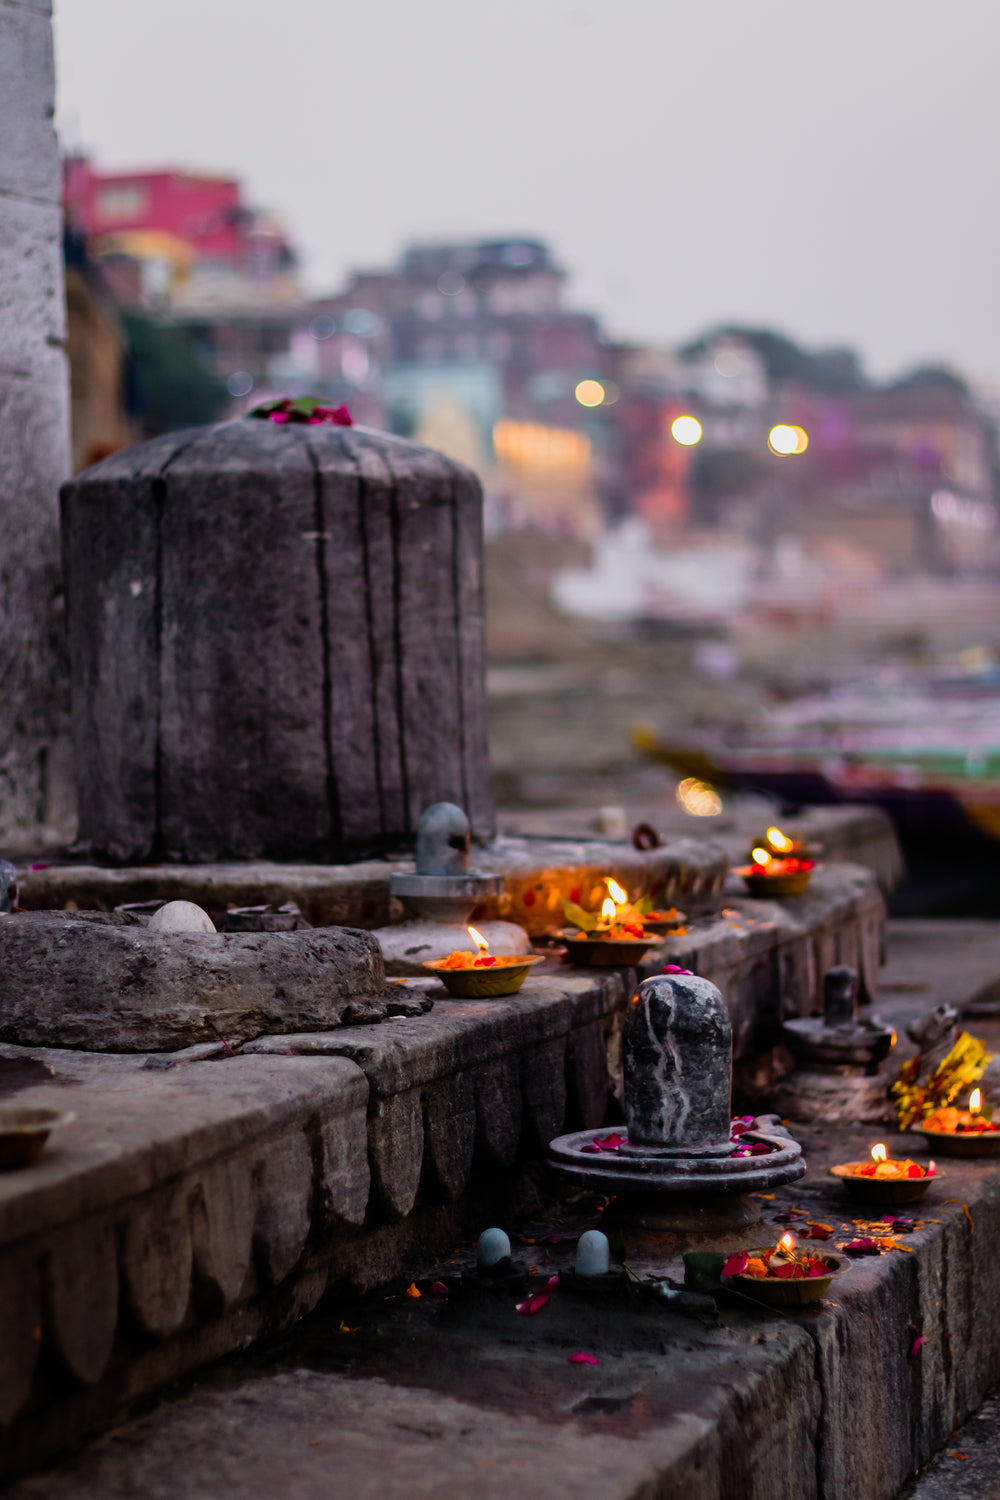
9 1109 1000 1499
0 864 884 1479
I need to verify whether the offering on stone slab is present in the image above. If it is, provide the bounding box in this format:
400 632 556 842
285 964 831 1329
891 1027 992 1130
560 878 647 939
922 1090 998 1135
723 1234 837 1282
833 1143 934 1180
433 927 524 970
733 826 816 895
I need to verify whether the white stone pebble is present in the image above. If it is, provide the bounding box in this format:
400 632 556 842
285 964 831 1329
147 900 216 935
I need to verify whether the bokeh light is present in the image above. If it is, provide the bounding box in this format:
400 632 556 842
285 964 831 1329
676 777 723 816
226 371 253 398
768 423 809 456
670 415 703 446
575 379 605 407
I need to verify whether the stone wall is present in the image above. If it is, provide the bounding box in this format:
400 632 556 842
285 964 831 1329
0 0 73 850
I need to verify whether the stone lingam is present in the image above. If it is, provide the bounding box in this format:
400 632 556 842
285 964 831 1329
375 802 530 976
775 965 895 1125
549 972 805 1253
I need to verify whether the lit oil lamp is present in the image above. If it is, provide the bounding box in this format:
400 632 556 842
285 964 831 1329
423 926 544 997
733 825 816 897
830 1142 938 1203
917 1087 1000 1156
558 878 656 968
721 1230 842 1305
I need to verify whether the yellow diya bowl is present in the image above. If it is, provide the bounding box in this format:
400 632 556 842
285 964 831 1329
830 1151 937 1205
0 1107 75 1171
423 953 545 998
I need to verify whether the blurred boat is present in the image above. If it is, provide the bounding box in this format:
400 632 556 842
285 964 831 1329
633 663 1000 844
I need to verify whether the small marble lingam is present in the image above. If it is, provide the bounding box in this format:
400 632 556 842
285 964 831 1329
549 973 805 1251
375 803 530 976
776 966 895 1124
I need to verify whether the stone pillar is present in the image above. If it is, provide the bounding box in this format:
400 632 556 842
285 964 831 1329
0 0 73 849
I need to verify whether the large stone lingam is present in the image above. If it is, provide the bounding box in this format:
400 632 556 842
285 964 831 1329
60 420 493 863
549 972 805 1247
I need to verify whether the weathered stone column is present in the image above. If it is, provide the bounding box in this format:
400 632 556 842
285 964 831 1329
0 0 73 848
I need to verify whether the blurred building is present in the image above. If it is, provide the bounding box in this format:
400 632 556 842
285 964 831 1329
310 239 615 536
63 157 302 400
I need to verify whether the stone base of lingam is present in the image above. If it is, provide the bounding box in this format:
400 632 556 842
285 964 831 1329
771 1070 894 1126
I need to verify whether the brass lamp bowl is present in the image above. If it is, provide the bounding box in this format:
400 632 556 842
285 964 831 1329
0 1107 75 1171
736 867 815 899
558 932 654 967
423 955 545 998
829 1163 937 1204
728 1254 844 1307
914 1126 1000 1158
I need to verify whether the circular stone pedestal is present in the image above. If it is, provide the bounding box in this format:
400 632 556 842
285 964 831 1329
601 1191 765 1258
372 919 530 977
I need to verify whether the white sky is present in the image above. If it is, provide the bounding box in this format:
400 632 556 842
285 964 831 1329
54 0 1000 386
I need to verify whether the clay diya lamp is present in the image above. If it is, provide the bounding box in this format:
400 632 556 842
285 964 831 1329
915 1090 1000 1157
0 1106 75 1171
830 1143 938 1204
734 826 817 897
559 879 655 967
722 1233 844 1307
423 926 545 998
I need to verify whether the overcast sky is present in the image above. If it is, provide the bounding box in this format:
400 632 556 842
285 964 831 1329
54 0 999 386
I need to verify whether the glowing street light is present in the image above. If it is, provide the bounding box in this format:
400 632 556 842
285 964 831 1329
768 423 809 456
670 414 703 446
575 379 606 407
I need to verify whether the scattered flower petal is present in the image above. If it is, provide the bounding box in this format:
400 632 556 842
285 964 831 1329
405 1282 422 1298
843 1238 881 1256
662 964 693 975
516 1293 550 1316
567 1352 599 1366
428 1281 449 1299
722 1252 749 1277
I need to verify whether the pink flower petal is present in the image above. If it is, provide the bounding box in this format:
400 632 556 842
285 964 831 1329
662 965 692 975
516 1293 550 1316
428 1281 449 1299
567 1352 599 1366
722 1252 748 1277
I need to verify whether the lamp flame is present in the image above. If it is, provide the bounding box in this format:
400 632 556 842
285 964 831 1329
601 897 617 922
751 847 771 866
606 878 628 904
468 926 489 954
971 1088 982 1113
871 1143 888 1163
777 1232 796 1255
766 826 792 852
